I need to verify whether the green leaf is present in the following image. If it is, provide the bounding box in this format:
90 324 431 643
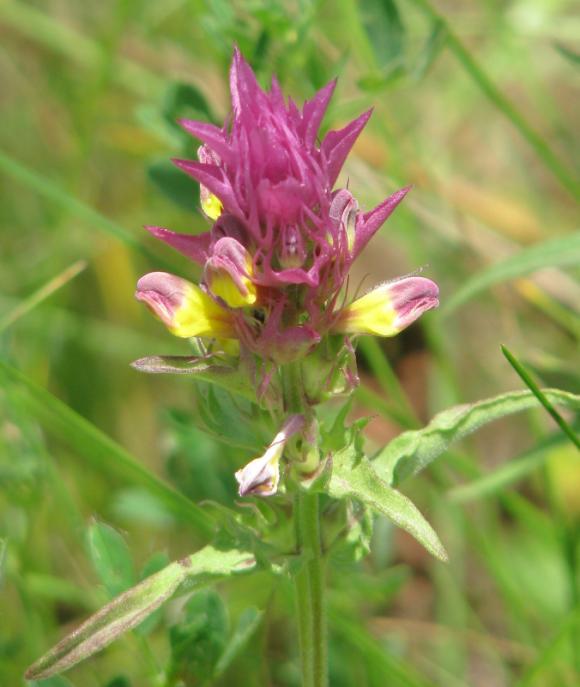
147 159 200 212
412 18 447 80
214 607 264 677
0 360 216 538
87 521 134 598
374 389 580 486
134 552 172 636
442 232 580 314
358 0 406 69
131 355 259 401
25 545 255 680
327 445 448 561
169 590 229 682
162 82 216 128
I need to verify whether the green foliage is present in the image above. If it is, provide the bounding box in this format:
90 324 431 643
25 546 255 681
214 607 264 678
444 233 580 314
132 354 263 401
147 160 201 213
0 360 216 538
448 430 572 503
359 0 406 71
168 590 229 684
327 431 448 561
87 520 135 598
375 389 580 486
502 345 580 450
1 1 578 685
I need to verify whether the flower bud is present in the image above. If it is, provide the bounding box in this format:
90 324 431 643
330 189 358 253
204 237 257 309
136 271 235 339
235 415 305 497
333 276 439 337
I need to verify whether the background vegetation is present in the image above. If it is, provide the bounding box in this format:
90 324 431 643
1 1 578 685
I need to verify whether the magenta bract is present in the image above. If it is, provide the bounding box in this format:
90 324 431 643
137 47 434 360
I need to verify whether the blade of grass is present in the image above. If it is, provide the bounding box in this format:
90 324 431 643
501 345 580 451
406 0 579 199
514 606 580 687
442 233 580 314
355 383 414 429
0 260 87 333
0 360 216 539
0 151 174 271
329 607 434 687
358 337 419 428
0 0 163 98
448 430 571 503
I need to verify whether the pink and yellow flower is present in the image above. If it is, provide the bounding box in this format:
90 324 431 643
137 48 436 362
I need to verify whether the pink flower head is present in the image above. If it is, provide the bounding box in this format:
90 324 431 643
137 48 435 361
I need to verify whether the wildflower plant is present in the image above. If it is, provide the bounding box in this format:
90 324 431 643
26 48 446 686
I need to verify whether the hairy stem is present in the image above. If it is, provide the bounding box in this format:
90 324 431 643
295 491 327 687
283 362 328 687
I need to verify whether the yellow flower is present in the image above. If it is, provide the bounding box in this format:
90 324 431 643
136 272 236 339
333 277 439 337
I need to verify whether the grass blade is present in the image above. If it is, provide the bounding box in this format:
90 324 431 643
406 0 579 199
501 345 580 451
0 151 173 270
0 360 216 538
448 430 570 503
0 260 87 333
442 233 580 314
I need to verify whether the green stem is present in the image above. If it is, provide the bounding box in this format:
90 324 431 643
282 362 328 687
294 491 327 687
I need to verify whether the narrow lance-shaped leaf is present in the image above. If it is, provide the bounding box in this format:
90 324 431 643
442 232 580 314
25 546 255 680
87 521 134 598
131 355 259 401
374 389 580 487
327 446 448 562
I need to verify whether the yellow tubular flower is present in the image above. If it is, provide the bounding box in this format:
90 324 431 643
204 237 257 309
136 272 236 339
201 192 223 221
333 277 440 337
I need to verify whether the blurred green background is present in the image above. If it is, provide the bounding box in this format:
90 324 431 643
1 1 579 685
